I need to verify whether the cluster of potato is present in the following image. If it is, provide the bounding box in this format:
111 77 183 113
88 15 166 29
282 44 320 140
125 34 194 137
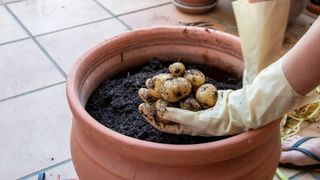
139 62 218 112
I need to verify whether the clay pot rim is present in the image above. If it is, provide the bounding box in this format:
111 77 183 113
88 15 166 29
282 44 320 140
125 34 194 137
307 1 320 14
67 26 278 152
174 0 217 7
173 0 218 14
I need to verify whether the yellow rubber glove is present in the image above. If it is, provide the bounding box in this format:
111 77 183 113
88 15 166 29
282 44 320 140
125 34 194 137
233 0 290 85
139 57 318 136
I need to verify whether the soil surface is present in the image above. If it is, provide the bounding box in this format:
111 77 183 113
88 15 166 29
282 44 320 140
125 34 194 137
85 58 242 144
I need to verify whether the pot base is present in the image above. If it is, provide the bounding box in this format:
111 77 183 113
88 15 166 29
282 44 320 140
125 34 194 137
71 120 280 180
307 2 320 15
173 0 218 14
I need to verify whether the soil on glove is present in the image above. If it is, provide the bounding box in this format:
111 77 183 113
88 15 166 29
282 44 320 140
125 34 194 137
85 58 242 144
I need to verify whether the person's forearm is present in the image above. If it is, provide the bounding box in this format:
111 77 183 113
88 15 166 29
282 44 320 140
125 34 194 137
283 17 320 95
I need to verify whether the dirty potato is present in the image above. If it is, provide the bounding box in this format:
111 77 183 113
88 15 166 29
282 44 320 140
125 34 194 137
196 84 217 109
145 73 174 98
180 97 201 111
169 62 185 77
160 77 192 102
184 69 205 89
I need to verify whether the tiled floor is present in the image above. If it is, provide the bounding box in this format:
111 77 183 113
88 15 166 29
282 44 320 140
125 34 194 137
0 0 319 179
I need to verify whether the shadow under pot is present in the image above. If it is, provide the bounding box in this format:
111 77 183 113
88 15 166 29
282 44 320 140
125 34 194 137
173 0 218 14
66 26 281 180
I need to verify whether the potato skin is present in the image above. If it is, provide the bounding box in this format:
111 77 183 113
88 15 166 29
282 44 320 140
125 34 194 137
146 73 174 98
196 84 217 109
169 62 185 77
184 69 205 89
160 77 192 102
180 97 201 111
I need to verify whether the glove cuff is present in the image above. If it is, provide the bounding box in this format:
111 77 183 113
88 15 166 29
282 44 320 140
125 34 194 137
233 0 290 85
230 57 318 130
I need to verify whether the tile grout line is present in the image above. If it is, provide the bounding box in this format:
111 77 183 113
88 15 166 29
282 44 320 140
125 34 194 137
92 0 132 30
208 13 235 29
92 1 172 30
286 169 301 180
0 17 114 47
34 16 114 38
289 171 306 180
3 4 67 79
17 158 72 180
0 1 174 101
115 2 172 17
2 0 26 5
0 37 30 46
0 1 173 47
0 81 66 103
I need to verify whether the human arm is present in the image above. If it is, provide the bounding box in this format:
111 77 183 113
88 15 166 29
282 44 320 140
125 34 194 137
283 17 320 95
139 18 320 136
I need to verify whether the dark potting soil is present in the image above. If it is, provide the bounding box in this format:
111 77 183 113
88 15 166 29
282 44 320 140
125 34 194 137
85 58 242 144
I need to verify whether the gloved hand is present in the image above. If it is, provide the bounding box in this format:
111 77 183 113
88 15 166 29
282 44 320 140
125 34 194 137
139 57 318 136
233 0 290 85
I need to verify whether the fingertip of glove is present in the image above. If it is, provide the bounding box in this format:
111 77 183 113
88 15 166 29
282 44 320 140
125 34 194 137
138 88 154 103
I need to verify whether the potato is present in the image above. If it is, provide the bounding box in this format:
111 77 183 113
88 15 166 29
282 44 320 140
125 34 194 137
145 73 174 98
180 97 201 111
184 69 205 89
196 84 217 109
160 77 192 102
169 62 185 77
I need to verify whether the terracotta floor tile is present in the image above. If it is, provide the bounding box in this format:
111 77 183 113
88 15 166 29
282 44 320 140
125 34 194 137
287 13 316 37
0 5 28 44
120 3 231 32
224 26 238 36
282 31 301 53
0 39 64 100
27 161 77 180
0 84 72 179
43 161 77 180
310 170 320 179
303 9 319 20
2 0 25 4
37 18 128 74
7 0 111 35
97 0 171 15
277 167 300 179
211 0 236 27
293 172 317 180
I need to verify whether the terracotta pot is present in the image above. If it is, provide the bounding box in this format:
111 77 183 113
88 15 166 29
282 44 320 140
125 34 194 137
307 0 320 14
67 27 281 180
173 0 218 14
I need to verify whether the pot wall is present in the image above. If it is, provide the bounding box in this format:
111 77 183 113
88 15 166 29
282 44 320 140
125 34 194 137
176 0 216 6
67 27 280 180
173 0 218 14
